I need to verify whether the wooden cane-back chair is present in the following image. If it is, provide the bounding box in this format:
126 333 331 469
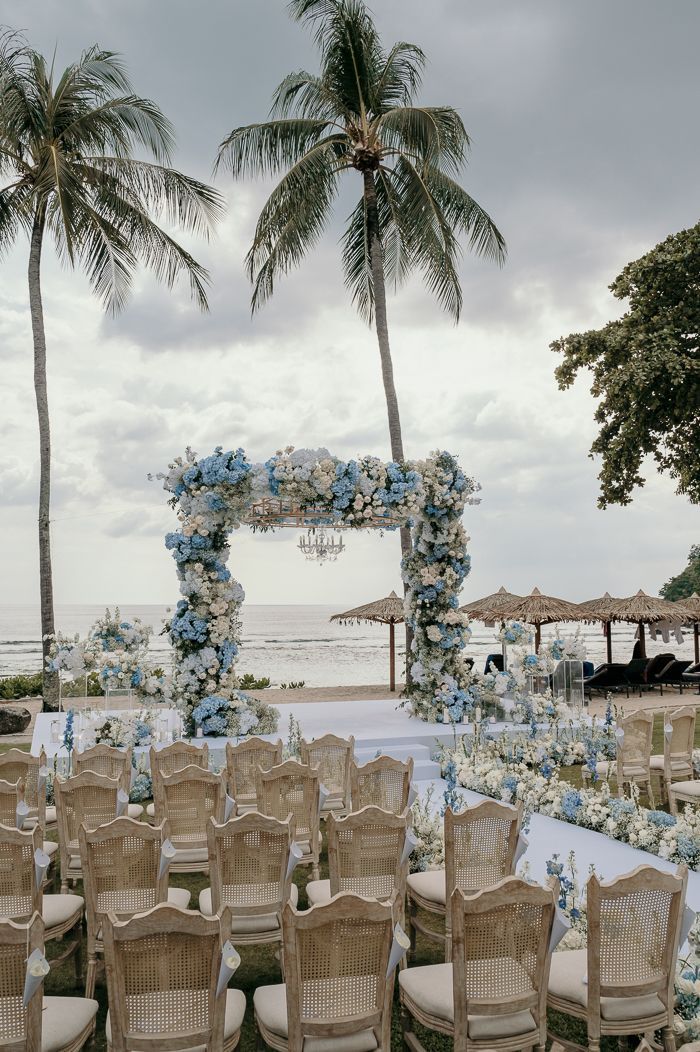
225 737 282 812
0 778 24 828
351 755 414 815
595 710 655 805
306 805 409 912
407 800 522 960
0 824 83 981
159 765 225 873
148 740 209 819
254 893 395 1052
0 912 97 1052
54 771 120 892
73 743 144 821
0 750 47 832
201 813 297 946
650 706 696 806
102 903 245 1052
79 817 190 999
548 863 687 1052
256 760 321 880
400 878 555 1052
300 734 354 816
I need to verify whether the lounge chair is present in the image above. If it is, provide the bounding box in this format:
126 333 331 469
682 662 700 693
642 652 676 693
652 659 693 694
622 657 651 695
484 653 504 674
583 663 629 698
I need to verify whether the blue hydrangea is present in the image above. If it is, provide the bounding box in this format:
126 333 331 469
647 809 676 828
561 789 582 820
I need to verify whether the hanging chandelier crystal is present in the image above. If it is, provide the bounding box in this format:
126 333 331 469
297 526 346 565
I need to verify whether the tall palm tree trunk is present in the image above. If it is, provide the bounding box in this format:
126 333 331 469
28 207 58 711
363 169 414 684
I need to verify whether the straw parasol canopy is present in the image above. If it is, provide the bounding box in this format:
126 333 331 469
580 591 619 664
606 589 694 659
676 592 700 664
330 590 404 692
480 586 599 650
460 586 523 621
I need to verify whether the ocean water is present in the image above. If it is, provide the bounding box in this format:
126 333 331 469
0 604 695 687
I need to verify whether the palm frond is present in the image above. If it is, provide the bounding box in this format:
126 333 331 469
58 95 175 164
375 42 425 109
422 165 507 265
318 0 384 117
0 181 31 257
270 70 348 123
215 117 333 177
246 140 341 310
84 156 225 237
376 106 468 173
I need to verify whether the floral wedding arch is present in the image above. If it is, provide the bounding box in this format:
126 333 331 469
158 446 478 734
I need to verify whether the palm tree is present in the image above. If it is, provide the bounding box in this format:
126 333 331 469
0 33 224 708
216 0 505 679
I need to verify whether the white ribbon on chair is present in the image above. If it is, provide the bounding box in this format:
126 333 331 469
286 841 304 880
549 907 572 952
224 794 236 821
407 783 418 809
615 728 624 746
38 766 50 798
23 949 50 1006
514 834 529 867
318 783 330 815
217 940 241 997
34 848 50 889
116 789 129 817
159 839 176 879
16 801 30 830
664 722 674 743
401 831 419 867
680 905 696 948
386 923 410 978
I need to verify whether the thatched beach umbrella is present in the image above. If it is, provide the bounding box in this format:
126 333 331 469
481 586 598 651
330 591 404 693
580 591 619 664
676 593 700 664
606 590 693 659
460 585 523 621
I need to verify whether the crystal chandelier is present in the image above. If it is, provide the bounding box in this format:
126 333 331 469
297 526 346 564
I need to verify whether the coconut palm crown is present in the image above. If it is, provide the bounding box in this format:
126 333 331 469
0 32 224 705
216 0 506 463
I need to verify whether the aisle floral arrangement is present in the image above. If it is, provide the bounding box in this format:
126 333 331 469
157 445 479 726
441 735 700 869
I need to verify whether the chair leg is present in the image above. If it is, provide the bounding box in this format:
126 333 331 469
85 954 98 1000
408 897 417 956
73 928 82 987
647 779 655 809
670 791 678 816
661 1025 676 1052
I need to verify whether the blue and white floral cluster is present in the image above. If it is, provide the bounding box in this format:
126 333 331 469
46 609 171 703
401 451 480 721
497 621 532 647
158 445 478 724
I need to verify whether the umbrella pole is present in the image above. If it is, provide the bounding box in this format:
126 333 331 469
389 620 396 693
535 623 541 652
638 621 647 659
606 622 613 664
695 623 699 665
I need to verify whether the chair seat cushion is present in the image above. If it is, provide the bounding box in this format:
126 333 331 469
548 948 665 1021
106 988 246 1051
199 883 298 928
649 756 692 773
171 847 209 865
42 894 83 930
42 840 58 858
127 803 144 820
146 802 156 818
254 983 378 1052
167 887 192 910
41 995 98 1052
306 879 331 906
406 869 446 906
399 961 537 1038
670 781 700 799
45 805 57 826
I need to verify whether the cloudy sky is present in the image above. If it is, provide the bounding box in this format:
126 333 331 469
1 0 698 610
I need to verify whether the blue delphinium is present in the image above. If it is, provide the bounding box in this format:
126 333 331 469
441 759 462 815
561 789 582 821
63 709 74 753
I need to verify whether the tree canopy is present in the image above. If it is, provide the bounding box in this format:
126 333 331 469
552 222 700 508
661 544 700 601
